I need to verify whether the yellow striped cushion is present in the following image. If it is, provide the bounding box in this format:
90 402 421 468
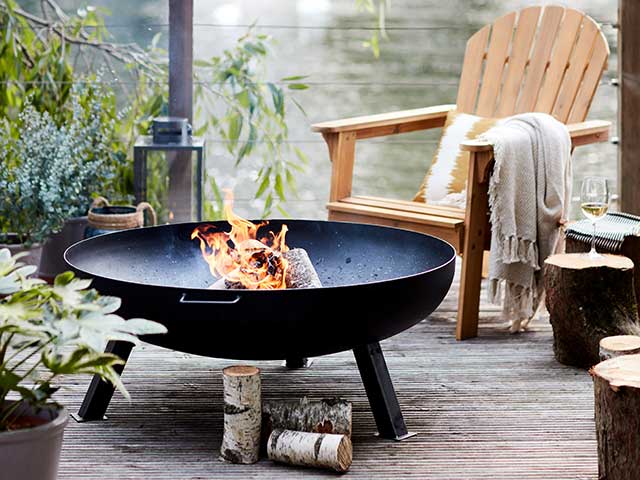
414 110 498 207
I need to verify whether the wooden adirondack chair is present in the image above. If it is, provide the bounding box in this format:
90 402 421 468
312 5 611 340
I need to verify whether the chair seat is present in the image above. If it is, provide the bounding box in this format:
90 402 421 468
327 196 465 252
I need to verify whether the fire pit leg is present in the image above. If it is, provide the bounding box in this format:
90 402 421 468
283 357 313 369
353 342 416 441
72 340 134 422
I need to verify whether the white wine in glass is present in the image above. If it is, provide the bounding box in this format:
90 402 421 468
580 176 609 258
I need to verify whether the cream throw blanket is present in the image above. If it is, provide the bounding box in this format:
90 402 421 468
480 113 571 332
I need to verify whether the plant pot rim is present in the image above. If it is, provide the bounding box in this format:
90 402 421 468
0 235 42 249
64 215 88 224
0 403 68 445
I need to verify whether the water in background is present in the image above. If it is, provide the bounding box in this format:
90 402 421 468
57 0 619 219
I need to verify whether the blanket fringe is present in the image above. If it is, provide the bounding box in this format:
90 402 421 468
488 279 538 333
495 235 539 268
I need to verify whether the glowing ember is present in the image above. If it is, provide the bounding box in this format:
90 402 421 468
191 192 289 289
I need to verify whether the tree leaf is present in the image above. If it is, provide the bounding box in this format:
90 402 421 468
287 83 309 90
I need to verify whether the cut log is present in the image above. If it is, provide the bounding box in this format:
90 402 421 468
262 398 351 448
283 249 322 288
210 247 322 289
600 335 640 360
591 354 640 480
544 253 640 368
267 429 352 472
220 365 261 464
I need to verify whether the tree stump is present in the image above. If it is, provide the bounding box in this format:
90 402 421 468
220 365 261 464
267 429 352 472
600 335 640 361
591 354 640 480
544 254 640 368
262 398 351 448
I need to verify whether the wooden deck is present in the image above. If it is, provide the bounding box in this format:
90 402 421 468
56 263 598 479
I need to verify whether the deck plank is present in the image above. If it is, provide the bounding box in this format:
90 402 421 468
57 261 597 479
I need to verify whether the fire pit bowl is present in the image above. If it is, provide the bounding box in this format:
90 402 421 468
65 220 455 360
65 219 454 439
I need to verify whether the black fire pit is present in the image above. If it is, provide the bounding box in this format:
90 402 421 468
65 220 455 440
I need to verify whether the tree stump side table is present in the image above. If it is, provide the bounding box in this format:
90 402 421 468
544 253 640 368
591 354 640 480
565 213 640 306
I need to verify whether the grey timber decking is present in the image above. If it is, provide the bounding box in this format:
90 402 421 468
57 263 598 479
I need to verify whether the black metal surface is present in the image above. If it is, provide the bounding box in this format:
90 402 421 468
65 220 455 360
353 342 415 441
74 340 134 422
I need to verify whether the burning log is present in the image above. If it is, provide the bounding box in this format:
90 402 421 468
267 429 352 473
592 354 640 480
600 335 640 361
284 249 322 288
220 365 261 464
262 398 351 448
210 248 322 289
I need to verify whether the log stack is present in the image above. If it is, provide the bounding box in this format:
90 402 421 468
591 354 640 480
212 248 321 289
544 254 640 368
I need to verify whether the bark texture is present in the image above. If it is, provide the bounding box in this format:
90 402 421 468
283 249 322 288
262 398 351 448
600 335 640 361
544 254 640 368
267 429 352 472
592 354 640 480
220 365 261 464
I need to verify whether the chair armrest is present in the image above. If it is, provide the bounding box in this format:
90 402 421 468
459 119 612 152
312 104 455 140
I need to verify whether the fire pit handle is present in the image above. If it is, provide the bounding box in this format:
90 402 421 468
178 293 241 305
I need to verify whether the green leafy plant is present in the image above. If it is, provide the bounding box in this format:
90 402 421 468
0 84 122 245
0 248 167 431
355 0 389 58
0 0 309 221
195 30 309 218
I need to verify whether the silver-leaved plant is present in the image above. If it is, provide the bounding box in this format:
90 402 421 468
0 82 122 245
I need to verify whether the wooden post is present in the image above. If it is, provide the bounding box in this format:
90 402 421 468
220 366 261 464
592 354 640 479
619 0 640 215
168 0 193 222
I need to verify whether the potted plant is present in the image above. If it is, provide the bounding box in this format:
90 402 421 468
0 83 124 281
0 248 167 480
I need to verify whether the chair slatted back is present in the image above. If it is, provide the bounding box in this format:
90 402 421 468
456 5 609 122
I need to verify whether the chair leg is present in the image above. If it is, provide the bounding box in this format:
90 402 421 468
457 248 485 340
456 150 493 340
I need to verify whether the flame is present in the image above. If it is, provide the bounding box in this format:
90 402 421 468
191 192 289 289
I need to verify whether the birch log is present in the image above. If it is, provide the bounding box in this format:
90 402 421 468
283 249 322 288
591 354 640 480
267 429 352 472
544 254 640 368
262 398 351 447
599 335 640 361
220 365 261 464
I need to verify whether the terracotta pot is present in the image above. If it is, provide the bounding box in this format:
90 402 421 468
0 401 68 480
85 196 157 238
0 235 42 269
38 216 88 282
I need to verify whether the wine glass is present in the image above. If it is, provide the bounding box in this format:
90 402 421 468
580 176 609 259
